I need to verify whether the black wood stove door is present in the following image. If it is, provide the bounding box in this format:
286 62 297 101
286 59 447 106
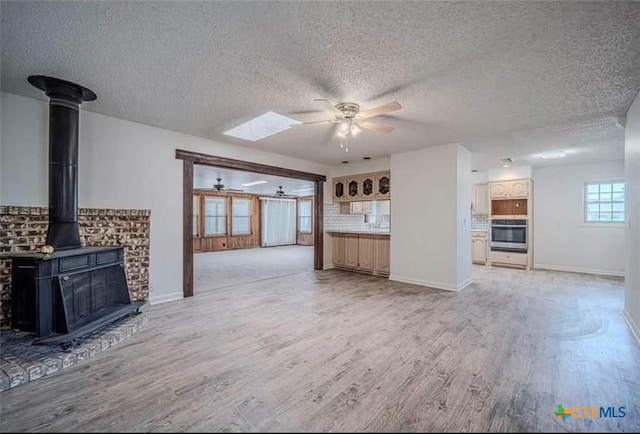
58 265 130 333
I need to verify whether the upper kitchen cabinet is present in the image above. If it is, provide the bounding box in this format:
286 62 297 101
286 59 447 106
333 178 346 202
508 180 529 198
375 172 391 199
347 176 361 200
472 184 489 213
490 179 530 199
332 171 391 202
361 174 376 200
490 182 509 199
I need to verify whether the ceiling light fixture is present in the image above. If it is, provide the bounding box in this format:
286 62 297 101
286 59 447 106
241 180 268 186
290 187 315 193
541 151 567 159
499 157 513 168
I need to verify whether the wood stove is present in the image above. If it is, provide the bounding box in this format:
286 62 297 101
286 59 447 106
9 76 143 344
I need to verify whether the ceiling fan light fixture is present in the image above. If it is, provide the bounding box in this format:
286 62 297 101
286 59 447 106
350 124 361 136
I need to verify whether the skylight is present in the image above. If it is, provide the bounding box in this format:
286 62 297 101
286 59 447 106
223 112 300 141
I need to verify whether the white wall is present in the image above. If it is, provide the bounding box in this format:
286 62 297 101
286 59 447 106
0 92 329 303
532 161 625 276
624 91 640 341
488 165 531 181
330 157 390 178
390 143 471 291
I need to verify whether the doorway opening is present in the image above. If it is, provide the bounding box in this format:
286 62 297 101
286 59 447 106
176 149 325 298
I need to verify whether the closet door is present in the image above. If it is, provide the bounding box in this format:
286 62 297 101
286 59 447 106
260 198 297 247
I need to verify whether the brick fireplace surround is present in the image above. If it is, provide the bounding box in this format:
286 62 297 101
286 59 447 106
0 206 150 327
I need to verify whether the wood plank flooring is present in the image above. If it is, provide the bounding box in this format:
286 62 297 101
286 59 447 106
1 261 639 432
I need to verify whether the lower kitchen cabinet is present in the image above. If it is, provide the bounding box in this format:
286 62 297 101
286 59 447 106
358 236 375 271
330 233 390 276
344 234 359 268
374 236 390 273
490 251 529 269
471 231 488 265
332 235 345 266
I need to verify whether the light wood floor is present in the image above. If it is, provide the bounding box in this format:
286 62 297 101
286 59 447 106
1 262 639 432
194 245 313 293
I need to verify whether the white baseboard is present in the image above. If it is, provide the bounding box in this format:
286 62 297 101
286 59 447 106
149 291 183 305
457 277 473 291
622 309 640 346
323 263 334 270
533 263 624 278
389 274 462 292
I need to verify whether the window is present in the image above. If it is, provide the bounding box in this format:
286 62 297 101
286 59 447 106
584 181 625 223
204 196 227 235
298 199 312 233
232 197 251 235
193 195 200 236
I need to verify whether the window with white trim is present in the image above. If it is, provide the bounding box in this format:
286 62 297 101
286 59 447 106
204 196 227 235
232 197 252 235
584 181 625 223
298 199 312 233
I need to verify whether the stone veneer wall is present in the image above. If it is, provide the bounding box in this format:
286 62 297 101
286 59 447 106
0 206 150 327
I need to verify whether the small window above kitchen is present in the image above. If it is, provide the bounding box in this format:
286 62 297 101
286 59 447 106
584 181 625 223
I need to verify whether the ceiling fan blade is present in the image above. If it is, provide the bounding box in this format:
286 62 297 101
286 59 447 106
360 121 394 134
292 119 337 126
358 102 402 119
313 98 343 116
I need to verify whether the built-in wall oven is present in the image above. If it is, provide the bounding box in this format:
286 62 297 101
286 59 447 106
491 219 527 252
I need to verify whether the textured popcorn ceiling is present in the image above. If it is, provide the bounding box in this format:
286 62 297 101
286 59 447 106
1 1 639 168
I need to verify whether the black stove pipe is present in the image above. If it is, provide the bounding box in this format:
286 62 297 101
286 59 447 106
28 76 96 250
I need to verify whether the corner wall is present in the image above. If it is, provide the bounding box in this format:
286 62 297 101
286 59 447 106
0 92 329 302
389 143 471 291
532 161 626 276
624 91 640 342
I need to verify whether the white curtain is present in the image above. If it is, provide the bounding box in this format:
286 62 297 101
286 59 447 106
260 198 297 247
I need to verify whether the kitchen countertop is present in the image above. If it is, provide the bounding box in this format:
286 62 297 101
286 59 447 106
327 230 390 236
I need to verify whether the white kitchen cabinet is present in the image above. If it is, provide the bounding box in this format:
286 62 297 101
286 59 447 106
490 182 510 199
350 201 373 214
471 231 488 264
472 184 489 214
490 251 528 268
508 180 529 198
490 179 530 199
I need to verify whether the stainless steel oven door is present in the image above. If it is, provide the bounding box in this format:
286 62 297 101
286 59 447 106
491 223 527 251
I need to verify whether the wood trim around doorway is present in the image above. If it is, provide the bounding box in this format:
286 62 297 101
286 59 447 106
182 159 194 298
177 151 325 298
176 149 326 182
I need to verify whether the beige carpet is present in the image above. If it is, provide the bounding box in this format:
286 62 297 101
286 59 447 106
194 245 314 293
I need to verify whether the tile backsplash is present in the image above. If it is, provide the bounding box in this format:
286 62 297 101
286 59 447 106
471 212 489 230
324 203 390 231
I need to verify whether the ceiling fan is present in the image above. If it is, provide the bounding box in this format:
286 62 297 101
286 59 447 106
212 176 244 193
294 99 402 152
